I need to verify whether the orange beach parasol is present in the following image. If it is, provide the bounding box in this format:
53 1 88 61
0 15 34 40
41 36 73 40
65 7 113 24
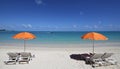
12 32 36 52
81 32 108 53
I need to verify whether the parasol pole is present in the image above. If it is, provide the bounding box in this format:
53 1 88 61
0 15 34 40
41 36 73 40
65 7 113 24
92 40 94 54
24 40 26 52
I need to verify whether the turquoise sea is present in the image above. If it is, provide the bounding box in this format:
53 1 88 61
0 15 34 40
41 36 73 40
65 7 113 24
0 31 120 47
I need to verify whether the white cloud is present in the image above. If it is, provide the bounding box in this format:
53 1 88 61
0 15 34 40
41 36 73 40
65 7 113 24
8 25 15 28
28 24 32 28
98 20 102 24
35 0 44 5
107 24 113 27
22 24 32 28
84 25 92 29
73 25 77 28
22 24 27 28
94 25 98 28
55 26 59 29
0 24 4 29
80 11 84 15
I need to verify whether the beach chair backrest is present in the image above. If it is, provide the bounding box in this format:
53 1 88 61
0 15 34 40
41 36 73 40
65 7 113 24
7 53 18 57
7 52 18 60
101 53 113 59
20 52 31 57
90 53 103 60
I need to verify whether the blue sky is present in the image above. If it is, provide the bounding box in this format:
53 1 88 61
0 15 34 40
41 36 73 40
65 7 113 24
0 0 120 31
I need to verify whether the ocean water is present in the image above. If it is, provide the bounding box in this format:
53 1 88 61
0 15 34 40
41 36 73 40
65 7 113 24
0 31 120 47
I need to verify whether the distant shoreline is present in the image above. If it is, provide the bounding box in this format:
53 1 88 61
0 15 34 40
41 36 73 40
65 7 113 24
0 29 6 31
0 30 120 32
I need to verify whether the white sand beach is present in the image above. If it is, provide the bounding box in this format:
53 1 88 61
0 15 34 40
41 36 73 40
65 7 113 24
0 44 120 69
